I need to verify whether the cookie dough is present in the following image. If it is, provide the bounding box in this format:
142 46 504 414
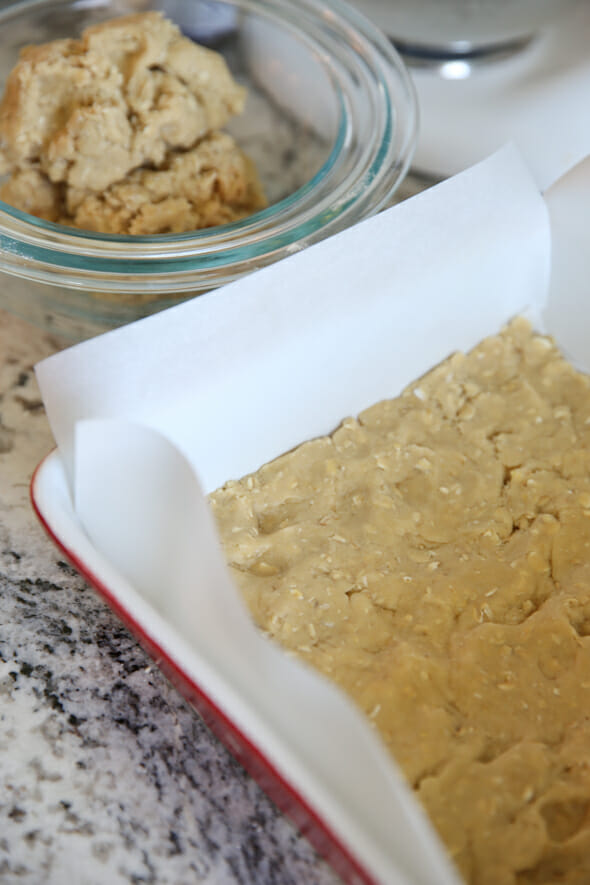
2 131 266 234
210 318 590 885
0 12 266 232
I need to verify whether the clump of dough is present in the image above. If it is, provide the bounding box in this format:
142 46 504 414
1 132 267 234
67 132 267 235
0 12 267 233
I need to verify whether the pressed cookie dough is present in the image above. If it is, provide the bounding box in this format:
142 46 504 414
0 11 266 233
210 318 590 885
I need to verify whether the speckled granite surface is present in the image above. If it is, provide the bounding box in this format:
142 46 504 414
0 309 342 885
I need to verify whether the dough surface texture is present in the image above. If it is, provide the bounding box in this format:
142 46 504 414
0 12 266 233
210 318 590 885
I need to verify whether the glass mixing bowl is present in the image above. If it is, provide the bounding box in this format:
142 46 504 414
0 0 417 341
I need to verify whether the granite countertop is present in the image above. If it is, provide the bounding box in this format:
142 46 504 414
0 310 342 885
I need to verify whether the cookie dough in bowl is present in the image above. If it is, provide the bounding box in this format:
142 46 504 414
0 0 417 340
0 12 267 234
1 131 267 235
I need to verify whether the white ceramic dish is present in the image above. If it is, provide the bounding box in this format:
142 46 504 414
31 145 590 884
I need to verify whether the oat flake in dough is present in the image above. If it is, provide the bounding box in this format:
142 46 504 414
210 318 590 885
